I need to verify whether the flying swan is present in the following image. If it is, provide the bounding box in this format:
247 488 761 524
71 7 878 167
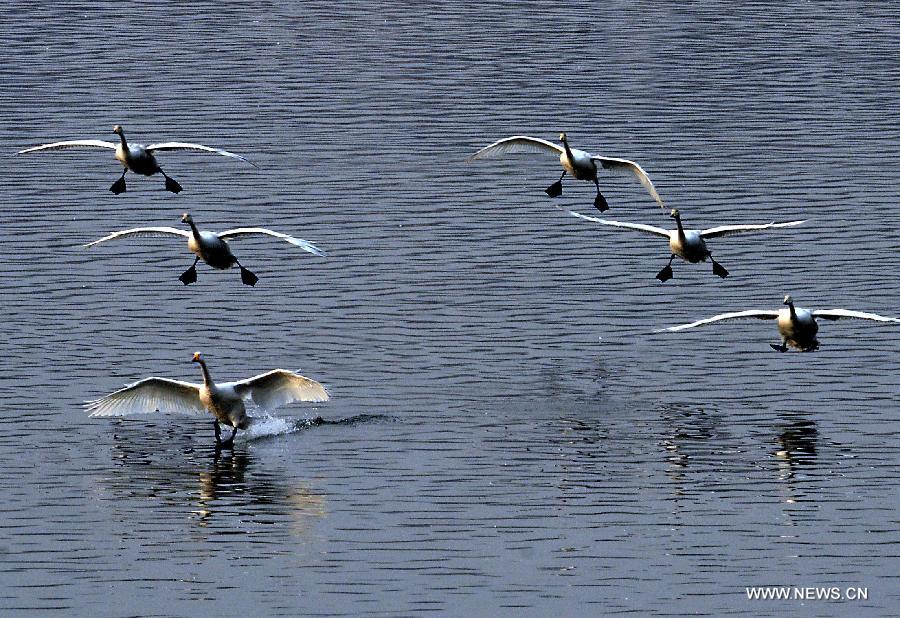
466 133 664 212
86 352 330 447
660 295 900 351
18 125 255 194
568 208 805 281
84 212 325 286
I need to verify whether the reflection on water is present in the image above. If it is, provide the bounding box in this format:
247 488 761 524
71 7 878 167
195 449 326 533
659 403 723 499
106 420 327 535
774 418 818 510
2 0 899 614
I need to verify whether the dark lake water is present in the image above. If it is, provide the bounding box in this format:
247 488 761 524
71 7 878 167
1 2 899 615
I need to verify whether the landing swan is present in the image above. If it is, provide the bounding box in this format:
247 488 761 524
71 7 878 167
18 125 255 194
569 208 804 281
467 133 664 212
85 213 325 286
661 295 900 351
86 352 329 447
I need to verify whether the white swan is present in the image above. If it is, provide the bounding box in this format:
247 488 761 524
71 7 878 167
86 352 329 446
569 208 805 281
661 295 900 351
84 212 325 286
467 133 664 212
17 125 255 194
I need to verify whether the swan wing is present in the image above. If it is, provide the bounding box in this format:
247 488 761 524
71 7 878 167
83 227 189 248
700 220 806 239
85 377 203 417
146 142 257 166
567 209 670 237
17 140 117 154
660 310 780 332
217 228 326 256
591 156 665 209
231 369 329 410
466 136 563 162
812 309 900 323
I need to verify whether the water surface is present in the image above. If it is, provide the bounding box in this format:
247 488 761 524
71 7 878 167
1 2 898 615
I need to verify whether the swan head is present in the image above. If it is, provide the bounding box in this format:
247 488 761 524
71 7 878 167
558 132 568 143
783 294 794 306
669 208 680 219
192 352 203 363
181 212 193 225
112 125 123 135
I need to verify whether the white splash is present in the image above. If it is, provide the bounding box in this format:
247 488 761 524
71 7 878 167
241 412 296 441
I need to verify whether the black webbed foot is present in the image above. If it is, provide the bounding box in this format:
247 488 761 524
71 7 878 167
656 264 674 282
712 261 729 278
593 192 609 212
770 343 788 352
179 264 198 285
110 176 127 194
545 180 563 198
240 267 258 286
164 176 183 194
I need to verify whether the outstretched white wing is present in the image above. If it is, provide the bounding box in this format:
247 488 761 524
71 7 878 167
85 377 203 417
83 227 189 248
812 309 900 322
17 140 117 154
217 228 326 257
230 369 329 411
146 142 257 166
568 210 670 238
466 135 563 162
700 220 805 239
592 156 665 209
661 310 780 332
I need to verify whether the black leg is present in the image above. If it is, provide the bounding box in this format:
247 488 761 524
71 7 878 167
160 168 183 194
179 257 199 285
593 179 609 212
545 171 565 197
656 255 675 282
110 170 127 194
236 260 258 286
214 421 222 443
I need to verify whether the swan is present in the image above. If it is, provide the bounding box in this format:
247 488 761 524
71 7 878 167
466 133 664 212
661 295 900 351
17 125 255 194
568 208 805 281
84 212 325 286
86 352 330 447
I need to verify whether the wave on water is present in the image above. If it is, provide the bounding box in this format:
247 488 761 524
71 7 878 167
242 412 392 442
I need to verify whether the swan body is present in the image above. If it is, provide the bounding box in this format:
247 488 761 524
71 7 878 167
86 352 329 446
569 208 805 281
84 213 325 286
467 133 664 212
661 295 900 351
18 125 255 194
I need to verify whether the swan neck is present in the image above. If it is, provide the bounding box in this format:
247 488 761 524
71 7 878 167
787 302 797 320
561 139 575 162
196 359 214 387
186 219 202 241
117 131 128 148
673 214 685 238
